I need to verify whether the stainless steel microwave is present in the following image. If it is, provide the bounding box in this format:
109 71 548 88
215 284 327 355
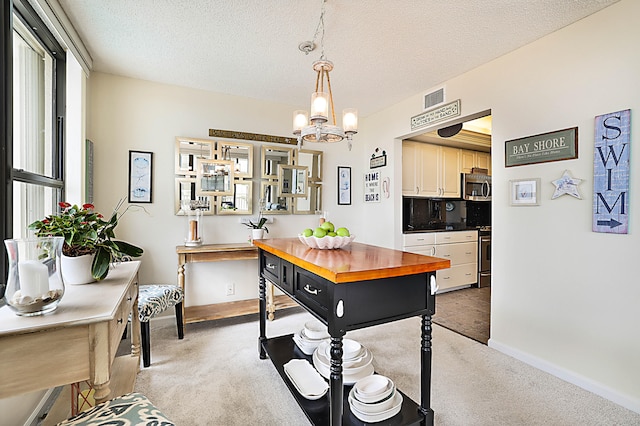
462 173 491 201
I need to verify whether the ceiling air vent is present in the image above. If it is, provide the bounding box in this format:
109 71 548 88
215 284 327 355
423 88 444 110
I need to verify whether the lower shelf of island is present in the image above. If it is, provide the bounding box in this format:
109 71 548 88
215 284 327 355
262 334 425 426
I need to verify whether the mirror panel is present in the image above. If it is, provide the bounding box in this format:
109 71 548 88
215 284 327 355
218 141 253 178
196 159 235 196
297 149 323 182
278 165 308 197
294 184 322 214
175 178 213 215
260 182 291 213
261 145 293 179
176 137 214 176
217 182 252 215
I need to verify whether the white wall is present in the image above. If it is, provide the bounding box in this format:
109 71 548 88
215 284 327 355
361 0 639 412
84 0 639 414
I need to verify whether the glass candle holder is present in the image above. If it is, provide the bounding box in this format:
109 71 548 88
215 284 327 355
4 237 65 316
185 208 202 246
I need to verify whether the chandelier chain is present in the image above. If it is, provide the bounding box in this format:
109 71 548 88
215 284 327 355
311 0 327 59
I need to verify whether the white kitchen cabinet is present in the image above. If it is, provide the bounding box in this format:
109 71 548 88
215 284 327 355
403 230 477 292
402 142 461 198
461 149 492 175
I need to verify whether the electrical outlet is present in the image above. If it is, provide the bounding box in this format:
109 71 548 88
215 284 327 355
226 283 235 296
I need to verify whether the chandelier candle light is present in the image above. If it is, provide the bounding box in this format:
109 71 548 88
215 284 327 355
293 0 357 150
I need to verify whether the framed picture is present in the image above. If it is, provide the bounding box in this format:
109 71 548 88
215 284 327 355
510 178 540 206
128 150 153 203
338 166 351 205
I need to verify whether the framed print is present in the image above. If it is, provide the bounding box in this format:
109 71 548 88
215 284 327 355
338 166 351 205
510 178 540 206
128 150 153 203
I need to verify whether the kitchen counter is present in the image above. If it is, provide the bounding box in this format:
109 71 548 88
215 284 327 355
404 224 487 233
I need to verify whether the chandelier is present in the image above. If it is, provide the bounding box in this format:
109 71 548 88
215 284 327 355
293 0 357 151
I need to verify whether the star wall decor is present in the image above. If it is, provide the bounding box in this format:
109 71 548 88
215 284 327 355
551 170 583 199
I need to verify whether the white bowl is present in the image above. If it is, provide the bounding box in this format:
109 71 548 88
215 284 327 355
349 390 403 423
298 234 356 250
304 321 329 340
354 374 391 398
349 386 397 413
324 338 362 360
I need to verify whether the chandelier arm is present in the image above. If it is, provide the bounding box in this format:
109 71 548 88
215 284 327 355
315 70 322 92
325 70 337 125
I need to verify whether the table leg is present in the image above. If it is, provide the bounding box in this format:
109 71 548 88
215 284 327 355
131 281 141 363
329 336 344 426
420 313 435 426
267 281 275 321
177 254 186 336
258 274 267 359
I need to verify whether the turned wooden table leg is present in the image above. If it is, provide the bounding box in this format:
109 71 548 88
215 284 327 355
177 254 186 336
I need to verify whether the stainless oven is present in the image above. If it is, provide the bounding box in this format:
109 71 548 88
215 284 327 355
478 227 491 287
462 172 491 201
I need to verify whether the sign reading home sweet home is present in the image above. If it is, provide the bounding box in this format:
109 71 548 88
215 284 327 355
593 109 631 234
505 127 578 167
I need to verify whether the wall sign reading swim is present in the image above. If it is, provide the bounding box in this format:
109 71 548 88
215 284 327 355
593 109 631 234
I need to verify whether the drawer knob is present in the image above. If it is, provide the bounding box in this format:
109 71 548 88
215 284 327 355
127 296 132 302
336 300 344 318
303 285 319 295
117 318 123 324
266 263 276 270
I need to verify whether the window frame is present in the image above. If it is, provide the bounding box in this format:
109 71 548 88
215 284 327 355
1 0 66 298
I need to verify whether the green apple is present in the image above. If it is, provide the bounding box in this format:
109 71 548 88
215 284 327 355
336 227 350 237
327 231 337 237
313 227 327 238
302 228 313 237
320 221 335 232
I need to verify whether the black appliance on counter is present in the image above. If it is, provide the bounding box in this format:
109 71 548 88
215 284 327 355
478 227 491 287
466 201 491 228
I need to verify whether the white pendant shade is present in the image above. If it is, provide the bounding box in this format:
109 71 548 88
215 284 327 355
310 92 329 121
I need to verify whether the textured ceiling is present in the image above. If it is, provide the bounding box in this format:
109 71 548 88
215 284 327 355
58 0 618 118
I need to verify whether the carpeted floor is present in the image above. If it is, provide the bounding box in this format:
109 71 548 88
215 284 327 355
433 286 491 344
134 307 640 425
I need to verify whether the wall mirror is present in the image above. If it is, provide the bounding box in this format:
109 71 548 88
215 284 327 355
297 149 323 182
278 165 308 197
218 141 253 178
175 178 213 215
176 137 214 176
217 181 252 215
294 184 322 214
261 145 294 179
196 159 235 196
260 182 290 213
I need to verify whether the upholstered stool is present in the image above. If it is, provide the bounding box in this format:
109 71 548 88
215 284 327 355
57 392 174 425
138 284 184 367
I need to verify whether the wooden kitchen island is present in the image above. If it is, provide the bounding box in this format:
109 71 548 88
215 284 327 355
253 238 450 426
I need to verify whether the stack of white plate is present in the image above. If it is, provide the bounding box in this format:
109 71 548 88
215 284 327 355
292 320 330 355
312 339 374 385
348 374 403 422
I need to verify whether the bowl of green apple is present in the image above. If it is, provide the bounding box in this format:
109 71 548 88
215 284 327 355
298 221 355 250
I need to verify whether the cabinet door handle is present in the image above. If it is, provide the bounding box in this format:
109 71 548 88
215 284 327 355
431 247 436 256
465 251 472 255
303 285 319 295
266 263 277 270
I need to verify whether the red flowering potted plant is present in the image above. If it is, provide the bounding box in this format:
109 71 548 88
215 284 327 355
28 200 143 282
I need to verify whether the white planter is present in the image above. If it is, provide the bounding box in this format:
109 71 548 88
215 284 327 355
251 229 265 241
61 254 96 285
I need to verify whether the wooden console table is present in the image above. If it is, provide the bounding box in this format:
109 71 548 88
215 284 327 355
0 261 141 405
254 238 450 426
176 242 297 334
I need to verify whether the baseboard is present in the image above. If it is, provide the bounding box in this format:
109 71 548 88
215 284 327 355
488 337 640 414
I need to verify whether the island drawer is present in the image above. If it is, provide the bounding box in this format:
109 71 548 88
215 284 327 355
261 251 281 284
294 267 328 318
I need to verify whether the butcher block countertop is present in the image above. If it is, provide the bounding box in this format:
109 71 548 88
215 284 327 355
252 237 450 284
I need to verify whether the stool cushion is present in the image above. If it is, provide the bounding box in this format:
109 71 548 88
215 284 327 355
138 284 184 323
56 392 174 425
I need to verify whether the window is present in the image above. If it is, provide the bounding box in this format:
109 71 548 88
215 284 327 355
1 0 66 297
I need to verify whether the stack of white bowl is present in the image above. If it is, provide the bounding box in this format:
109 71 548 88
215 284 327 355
312 338 375 385
292 320 330 355
348 374 403 422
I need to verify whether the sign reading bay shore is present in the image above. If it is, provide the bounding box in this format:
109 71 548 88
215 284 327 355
505 127 578 167
410 99 461 131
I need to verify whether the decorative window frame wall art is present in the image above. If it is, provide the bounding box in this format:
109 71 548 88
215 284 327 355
338 166 351 205
510 178 540 206
505 127 578 167
128 150 153 203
